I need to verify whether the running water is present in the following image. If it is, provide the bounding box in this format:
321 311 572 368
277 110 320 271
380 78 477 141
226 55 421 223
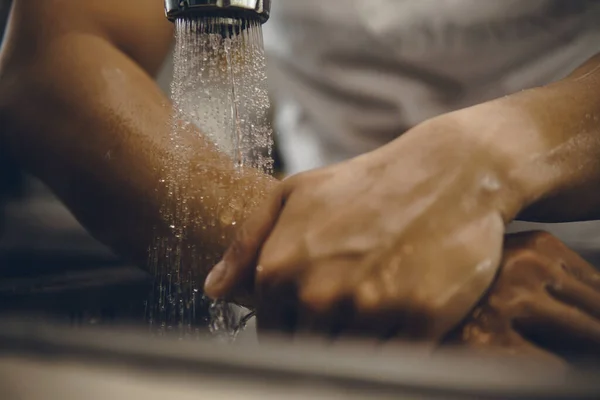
147 17 273 340
172 18 272 172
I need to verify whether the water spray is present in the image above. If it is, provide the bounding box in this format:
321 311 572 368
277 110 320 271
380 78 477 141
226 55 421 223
151 0 273 339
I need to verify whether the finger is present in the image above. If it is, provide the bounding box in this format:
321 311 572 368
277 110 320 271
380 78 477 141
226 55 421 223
547 276 600 320
450 314 567 366
255 262 299 335
294 259 356 337
204 185 285 299
341 281 411 341
341 308 421 349
514 298 600 360
469 332 566 367
518 231 600 290
295 298 354 339
256 291 298 336
559 257 600 292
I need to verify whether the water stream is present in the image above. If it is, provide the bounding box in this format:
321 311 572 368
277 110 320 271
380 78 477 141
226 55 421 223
147 17 273 340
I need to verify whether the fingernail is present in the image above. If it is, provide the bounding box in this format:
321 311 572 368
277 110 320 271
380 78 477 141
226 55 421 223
205 261 227 292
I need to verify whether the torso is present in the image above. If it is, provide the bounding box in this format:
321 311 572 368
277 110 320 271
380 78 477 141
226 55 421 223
264 0 600 173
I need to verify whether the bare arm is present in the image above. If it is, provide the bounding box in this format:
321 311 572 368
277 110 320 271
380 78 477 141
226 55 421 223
450 53 600 223
0 0 275 277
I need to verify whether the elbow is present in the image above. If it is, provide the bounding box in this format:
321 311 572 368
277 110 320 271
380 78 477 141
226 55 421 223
5 0 173 79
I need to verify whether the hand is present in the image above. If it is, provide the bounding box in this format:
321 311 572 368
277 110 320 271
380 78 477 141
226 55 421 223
205 114 525 341
448 231 600 364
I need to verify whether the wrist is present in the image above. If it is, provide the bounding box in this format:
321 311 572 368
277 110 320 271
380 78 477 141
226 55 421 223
453 102 545 216
394 104 547 223
464 86 600 223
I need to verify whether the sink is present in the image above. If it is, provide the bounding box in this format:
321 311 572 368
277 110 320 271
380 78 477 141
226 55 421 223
1 318 599 400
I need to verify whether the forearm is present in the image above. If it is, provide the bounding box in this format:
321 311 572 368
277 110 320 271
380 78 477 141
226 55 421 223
452 53 600 222
0 3 276 275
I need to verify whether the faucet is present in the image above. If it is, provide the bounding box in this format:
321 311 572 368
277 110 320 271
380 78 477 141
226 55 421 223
164 0 271 24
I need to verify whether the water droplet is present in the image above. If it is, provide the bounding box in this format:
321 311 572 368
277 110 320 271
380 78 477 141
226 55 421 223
149 16 274 339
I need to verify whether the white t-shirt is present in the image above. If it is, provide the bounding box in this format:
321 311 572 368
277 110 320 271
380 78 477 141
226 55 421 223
264 0 600 174
263 0 600 254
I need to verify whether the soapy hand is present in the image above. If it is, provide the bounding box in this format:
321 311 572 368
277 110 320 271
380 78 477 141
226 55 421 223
449 231 600 364
204 113 524 341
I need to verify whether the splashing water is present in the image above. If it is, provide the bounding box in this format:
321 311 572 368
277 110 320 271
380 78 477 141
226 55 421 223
147 17 273 340
172 18 273 172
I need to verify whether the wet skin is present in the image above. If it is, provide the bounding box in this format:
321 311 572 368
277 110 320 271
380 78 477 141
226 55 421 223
450 231 600 365
1 0 600 350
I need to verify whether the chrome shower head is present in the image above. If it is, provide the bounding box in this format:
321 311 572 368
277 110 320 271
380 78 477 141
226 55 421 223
165 0 271 24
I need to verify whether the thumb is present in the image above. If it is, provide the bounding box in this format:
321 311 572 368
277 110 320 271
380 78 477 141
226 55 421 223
204 185 285 300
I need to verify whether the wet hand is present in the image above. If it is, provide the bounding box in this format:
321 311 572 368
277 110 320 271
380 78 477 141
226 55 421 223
205 115 525 341
450 231 600 364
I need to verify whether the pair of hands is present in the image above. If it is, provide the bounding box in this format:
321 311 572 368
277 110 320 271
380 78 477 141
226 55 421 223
204 111 600 359
205 115 508 341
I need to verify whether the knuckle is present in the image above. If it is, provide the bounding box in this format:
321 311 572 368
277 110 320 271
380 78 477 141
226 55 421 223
505 231 556 252
353 281 384 314
498 262 552 293
488 291 526 316
255 257 297 288
255 266 295 300
509 293 540 316
531 230 565 248
485 292 505 311
502 249 545 275
255 261 280 284
299 288 338 314
257 251 295 275
529 230 555 241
